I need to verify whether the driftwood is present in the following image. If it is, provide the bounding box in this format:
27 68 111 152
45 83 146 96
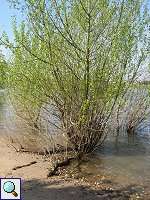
12 161 37 170
47 157 75 177
11 144 72 156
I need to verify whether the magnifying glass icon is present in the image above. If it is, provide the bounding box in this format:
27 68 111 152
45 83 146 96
3 181 18 197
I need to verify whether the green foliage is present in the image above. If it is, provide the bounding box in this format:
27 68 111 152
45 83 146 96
3 0 150 154
0 53 7 89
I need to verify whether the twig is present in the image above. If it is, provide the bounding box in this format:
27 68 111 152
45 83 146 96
12 161 37 170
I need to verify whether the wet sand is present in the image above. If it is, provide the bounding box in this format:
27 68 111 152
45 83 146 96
0 137 105 200
0 137 148 200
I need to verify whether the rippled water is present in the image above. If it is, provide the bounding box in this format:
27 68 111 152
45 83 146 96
1 90 150 196
80 134 150 185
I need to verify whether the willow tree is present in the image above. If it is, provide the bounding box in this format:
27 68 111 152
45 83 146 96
4 0 150 155
0 52 7 89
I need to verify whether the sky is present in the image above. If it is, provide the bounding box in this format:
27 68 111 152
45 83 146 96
0 0 23 56
0 0 23 39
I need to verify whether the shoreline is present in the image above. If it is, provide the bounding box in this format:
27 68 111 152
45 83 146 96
0 137 147 200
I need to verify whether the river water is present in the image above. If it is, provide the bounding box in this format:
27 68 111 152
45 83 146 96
0 90 15 134
1 90 150 197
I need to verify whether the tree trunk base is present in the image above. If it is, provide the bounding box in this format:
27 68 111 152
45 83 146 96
47 157 75 177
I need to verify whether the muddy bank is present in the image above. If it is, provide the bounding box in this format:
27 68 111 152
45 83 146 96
0 137 148 200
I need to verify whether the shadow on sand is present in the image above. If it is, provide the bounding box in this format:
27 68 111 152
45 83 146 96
22 178 142 200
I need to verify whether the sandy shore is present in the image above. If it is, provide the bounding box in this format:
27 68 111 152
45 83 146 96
0 137 148 200
0 138 105 200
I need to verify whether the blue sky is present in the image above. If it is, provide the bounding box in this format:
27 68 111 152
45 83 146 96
0 0 23 56
0 0 22 39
